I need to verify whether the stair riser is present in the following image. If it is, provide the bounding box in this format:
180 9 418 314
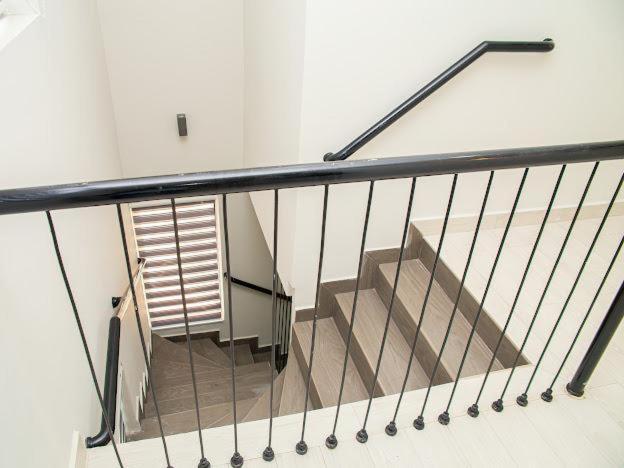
291 327 323 408
144 385 264 418
152 363 267 390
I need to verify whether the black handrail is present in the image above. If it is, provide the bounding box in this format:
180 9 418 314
1 140 623 216
86 315 121 448
225 272 291 301
86 258 145 448
567 281 624 397
323 39 554 162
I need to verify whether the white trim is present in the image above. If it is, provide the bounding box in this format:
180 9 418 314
212 196 226 325
67 431 86 468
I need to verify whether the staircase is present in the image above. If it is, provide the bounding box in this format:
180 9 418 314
288 227 524 410
129 335 308 441
129 225 524 442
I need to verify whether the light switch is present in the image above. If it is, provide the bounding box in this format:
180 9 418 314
177 114 188 137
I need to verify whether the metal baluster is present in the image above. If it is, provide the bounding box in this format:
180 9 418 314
279 281 287 371
523 173 623 403
494 162 598 411
297 184 329 455
116 205 174 467
356 177 417 444
221 194 243 468
274 282 284 372
171 199 210 468
416 172 494 428
442 169 527 421
263 189 279 462
47 212 125 468
286 297 292 361
469 166 566 416
326 181 374 449
548 233 624 400
386 174 458 436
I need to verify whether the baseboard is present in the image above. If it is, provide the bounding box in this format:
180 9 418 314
294 224 424 323
68 431 86 468
412 201 624 236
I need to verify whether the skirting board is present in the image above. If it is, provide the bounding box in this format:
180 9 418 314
68 431 86 468
413 201 624 236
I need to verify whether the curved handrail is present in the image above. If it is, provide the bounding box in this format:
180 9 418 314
85 315 121 448
323 39 554 162
224 272 291 301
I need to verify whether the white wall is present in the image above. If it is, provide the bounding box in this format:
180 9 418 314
97 0 276 345
117 258 152 434
243 0 306 294
0 0 126 466
246 0 624 309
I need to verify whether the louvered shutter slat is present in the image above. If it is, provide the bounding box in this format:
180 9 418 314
132 199 222 330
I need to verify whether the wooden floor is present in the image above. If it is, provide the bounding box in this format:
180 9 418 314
87 210 624 467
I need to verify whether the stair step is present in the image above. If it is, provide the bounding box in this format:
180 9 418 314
292 318 368 408
377 259 502 381
186 337 230 368
242 370 285 422
144 362 271 417
279 346 315 416
334 289 433 396
130 398 257 441
151 334 225 373
223 344 254 366
253 350 271 364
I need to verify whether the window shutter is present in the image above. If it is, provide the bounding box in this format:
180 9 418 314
131 199 223 330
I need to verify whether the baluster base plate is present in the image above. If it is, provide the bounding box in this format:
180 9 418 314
385 422 397 436
295 441 308 455
541 388 554 402
516 393 528 407
413 416 425 430
230 452 243 468
262 447 274 462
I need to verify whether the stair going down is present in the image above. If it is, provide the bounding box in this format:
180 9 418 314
127 225 522 442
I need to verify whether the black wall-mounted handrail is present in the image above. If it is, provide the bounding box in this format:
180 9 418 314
323 39 554 162
86 315 121 448
86 258 145 448
225 272 291 301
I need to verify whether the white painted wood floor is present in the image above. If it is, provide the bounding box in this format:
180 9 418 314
88 209 624 467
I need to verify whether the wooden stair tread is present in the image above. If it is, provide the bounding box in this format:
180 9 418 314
242 370 285 422
152 334 225 372
292 318 368 408
279 348 314 416
145 362 270 417
130 398 257 441
379 259 502 380
335 289 430 395
223 344 254 366
187 337 230 368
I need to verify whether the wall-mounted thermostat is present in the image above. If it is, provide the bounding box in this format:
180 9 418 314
177 114 188 137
